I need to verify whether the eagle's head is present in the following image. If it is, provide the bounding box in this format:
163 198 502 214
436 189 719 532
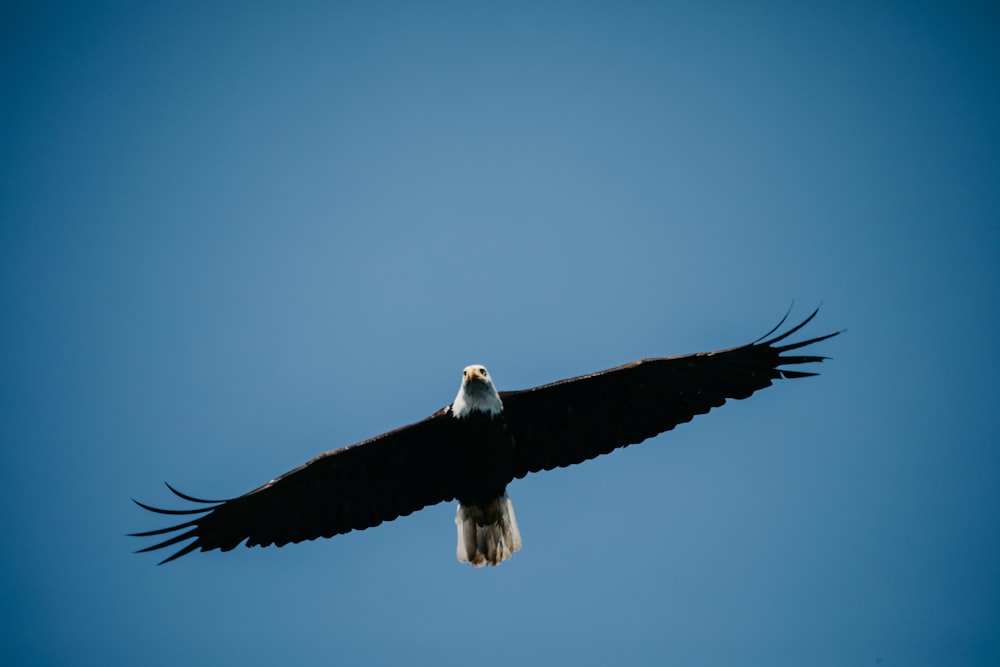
451 364 503 418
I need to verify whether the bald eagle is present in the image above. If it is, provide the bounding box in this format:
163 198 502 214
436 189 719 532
132 309 839 567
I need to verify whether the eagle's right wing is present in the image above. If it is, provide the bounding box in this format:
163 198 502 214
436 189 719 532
131 407 461 563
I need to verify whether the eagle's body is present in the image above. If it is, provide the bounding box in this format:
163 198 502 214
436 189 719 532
450 365 521 565
133 309 839 567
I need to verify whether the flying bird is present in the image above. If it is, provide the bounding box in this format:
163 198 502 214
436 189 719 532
132 308 839 567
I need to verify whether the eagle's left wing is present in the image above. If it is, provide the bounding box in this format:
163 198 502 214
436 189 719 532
500 309 839 479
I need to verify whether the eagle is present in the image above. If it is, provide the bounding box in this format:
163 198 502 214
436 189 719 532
132 308 839 567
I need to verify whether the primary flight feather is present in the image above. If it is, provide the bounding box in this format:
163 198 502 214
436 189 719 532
132 308 839 566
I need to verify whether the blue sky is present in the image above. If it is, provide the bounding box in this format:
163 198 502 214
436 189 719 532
2 2 998 665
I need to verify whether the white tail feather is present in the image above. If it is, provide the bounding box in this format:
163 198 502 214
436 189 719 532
455 492 522 567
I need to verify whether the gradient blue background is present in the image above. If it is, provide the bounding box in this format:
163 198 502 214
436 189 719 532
2 2 998 665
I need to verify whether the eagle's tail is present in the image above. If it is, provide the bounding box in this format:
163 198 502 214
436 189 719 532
455 492 522 567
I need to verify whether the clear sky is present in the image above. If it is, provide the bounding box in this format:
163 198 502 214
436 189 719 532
2 2 998 665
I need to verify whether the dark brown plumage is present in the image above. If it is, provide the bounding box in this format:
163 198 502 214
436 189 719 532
132 308 839 565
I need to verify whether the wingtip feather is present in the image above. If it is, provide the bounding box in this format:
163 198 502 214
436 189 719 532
134 527 199 552
156 542 202 565
131 497 215 516
131 483 229 563
164 481 228 504
753 302 795 343
761 306 821 346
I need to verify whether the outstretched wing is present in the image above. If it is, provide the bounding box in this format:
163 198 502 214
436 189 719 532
501 308 840 478
131 408 460 564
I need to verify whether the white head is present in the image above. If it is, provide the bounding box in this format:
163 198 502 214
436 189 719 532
451 364 503 418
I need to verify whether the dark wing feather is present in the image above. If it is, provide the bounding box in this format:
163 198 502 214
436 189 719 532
131 408 460 564
501 308 840 478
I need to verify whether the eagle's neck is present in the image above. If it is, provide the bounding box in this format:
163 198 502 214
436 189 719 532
452 380 503 418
